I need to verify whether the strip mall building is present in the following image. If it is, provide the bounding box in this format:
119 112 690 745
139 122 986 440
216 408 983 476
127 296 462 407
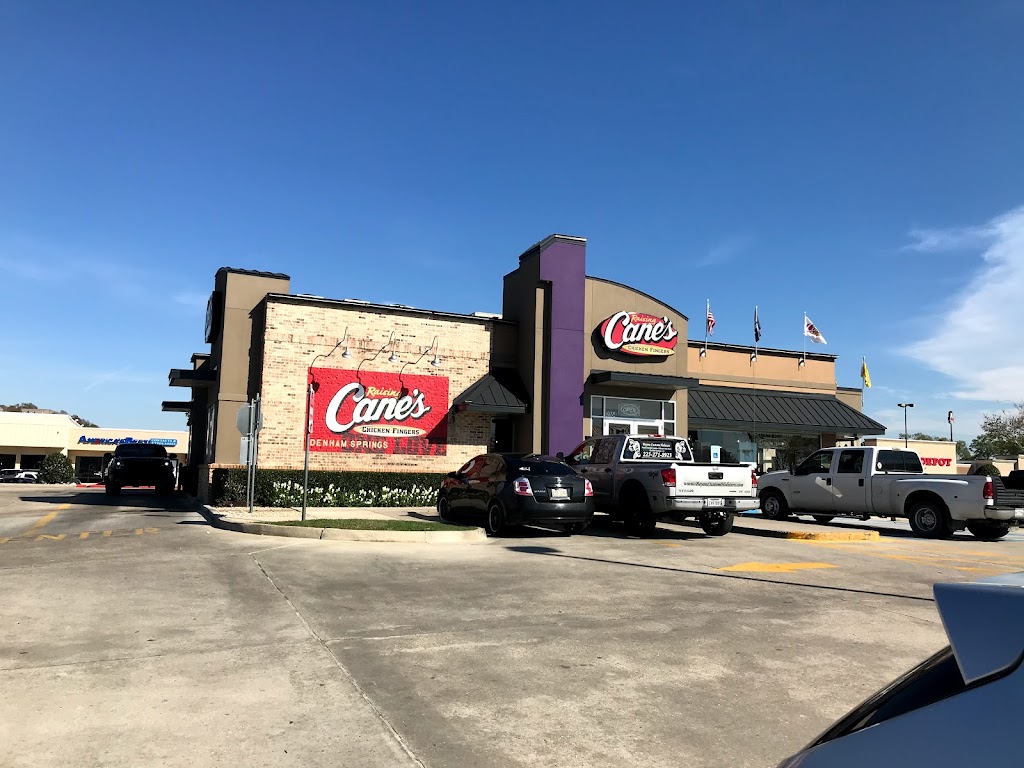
0 411 187 481
165 235 887 497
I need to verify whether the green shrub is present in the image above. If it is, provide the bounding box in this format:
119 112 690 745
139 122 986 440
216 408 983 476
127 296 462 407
39 453 74 484
209 468 446 508
971 462 1002 477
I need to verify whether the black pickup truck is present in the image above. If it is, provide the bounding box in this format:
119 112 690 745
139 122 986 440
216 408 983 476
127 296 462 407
103 443 177 495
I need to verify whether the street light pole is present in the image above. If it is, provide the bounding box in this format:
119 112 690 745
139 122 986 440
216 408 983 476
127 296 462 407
301 379 314 521
897 403 914 448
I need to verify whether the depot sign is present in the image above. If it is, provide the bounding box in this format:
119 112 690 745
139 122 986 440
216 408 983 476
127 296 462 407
308 368 449 455
599 311 679 357
921 457 953 467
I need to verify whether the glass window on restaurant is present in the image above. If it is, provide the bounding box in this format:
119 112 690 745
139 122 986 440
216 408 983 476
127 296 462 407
688 430 821 473
590 396 676 438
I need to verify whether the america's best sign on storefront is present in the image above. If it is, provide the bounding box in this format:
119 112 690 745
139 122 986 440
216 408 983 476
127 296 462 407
599 311 679 357
308 368 449 455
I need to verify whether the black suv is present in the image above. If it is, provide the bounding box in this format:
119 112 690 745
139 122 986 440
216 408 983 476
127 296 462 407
104 444 176 495
437 453 594 536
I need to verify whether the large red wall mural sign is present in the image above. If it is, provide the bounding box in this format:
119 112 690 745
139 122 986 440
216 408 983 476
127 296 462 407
308 368 449 455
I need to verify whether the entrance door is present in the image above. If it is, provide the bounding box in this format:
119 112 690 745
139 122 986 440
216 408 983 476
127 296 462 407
605 420 661 436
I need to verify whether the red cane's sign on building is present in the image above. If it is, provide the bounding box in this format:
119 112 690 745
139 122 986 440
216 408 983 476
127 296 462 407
599 311 679 357
308 368 449 455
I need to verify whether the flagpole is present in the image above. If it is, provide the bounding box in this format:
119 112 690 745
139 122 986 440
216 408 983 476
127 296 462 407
703 298 709 357
801 312 807 367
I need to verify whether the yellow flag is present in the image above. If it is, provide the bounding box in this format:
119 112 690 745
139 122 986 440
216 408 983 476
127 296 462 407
861 357 872 388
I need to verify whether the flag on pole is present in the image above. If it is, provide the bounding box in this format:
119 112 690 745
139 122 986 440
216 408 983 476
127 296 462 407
706 302 715 336
804 314 827 344
860 357 871 388
754 307 761 343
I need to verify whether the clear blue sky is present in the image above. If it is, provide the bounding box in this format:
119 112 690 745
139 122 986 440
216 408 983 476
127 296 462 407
2 1 1022 441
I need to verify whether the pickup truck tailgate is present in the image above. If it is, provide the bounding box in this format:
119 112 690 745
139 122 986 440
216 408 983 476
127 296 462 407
675 464 753 497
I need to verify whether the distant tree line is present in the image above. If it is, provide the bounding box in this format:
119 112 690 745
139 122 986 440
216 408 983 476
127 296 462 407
1 402 98 428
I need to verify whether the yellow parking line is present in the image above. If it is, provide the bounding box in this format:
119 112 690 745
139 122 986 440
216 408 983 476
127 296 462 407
20 503 70 536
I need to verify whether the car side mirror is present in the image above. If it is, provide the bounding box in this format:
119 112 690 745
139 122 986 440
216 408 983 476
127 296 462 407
556 451 564 460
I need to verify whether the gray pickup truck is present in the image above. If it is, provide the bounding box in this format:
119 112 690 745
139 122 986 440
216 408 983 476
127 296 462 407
563 434 759 536
757 446 1024 539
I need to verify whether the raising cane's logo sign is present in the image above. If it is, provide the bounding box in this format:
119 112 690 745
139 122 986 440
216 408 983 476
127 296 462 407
308 368 448 455
599 311 679 357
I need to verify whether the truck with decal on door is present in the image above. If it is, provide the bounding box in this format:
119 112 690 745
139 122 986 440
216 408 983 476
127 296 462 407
562 434 760 535
757 446 1024 540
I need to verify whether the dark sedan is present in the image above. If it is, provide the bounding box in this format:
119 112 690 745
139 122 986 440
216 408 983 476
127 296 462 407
437 453 594 536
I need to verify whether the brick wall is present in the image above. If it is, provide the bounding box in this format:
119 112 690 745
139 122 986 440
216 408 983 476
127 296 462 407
255 301 499 473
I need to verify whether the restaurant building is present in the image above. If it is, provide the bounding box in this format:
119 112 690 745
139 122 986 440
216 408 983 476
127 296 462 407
0 411 188 481
165 235 885 497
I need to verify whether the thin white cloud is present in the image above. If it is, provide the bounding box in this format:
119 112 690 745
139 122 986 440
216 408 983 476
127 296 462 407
695 236 751 268
905 205 1024 402
174 291 209 310
902 224 993 253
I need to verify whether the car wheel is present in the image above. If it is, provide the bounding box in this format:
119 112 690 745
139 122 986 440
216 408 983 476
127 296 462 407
700 514 734 536
485 502 507 537
812 515 835 524
565 520 591 535
156 483 173 496
105 483 121 496
908 499 953 539
966 521 1011 541
622 485 656 536
760 491 789 520
437 494 452 522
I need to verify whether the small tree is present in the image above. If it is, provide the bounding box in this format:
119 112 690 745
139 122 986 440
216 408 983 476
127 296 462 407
38 453 74 484
970 404 1024 458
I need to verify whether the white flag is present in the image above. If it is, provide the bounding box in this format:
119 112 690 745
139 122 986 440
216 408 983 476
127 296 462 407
804 314 827 344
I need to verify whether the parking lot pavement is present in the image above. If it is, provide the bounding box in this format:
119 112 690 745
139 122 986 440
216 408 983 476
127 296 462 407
4 486 1024 768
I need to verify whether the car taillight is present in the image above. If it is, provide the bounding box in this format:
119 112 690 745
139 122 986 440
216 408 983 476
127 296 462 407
751 470 758 490
984 478 993 500
513 477 533 496
584 479 594 497
660 468 676 487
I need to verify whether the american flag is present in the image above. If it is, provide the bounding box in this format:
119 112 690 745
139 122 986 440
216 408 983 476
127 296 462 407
754 306 761 343
706 303 715 336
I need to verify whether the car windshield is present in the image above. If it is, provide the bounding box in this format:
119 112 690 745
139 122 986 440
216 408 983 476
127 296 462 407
116 444 168 458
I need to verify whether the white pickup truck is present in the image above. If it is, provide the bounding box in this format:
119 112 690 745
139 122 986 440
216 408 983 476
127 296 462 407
757 446 1024 539
562 434 759 536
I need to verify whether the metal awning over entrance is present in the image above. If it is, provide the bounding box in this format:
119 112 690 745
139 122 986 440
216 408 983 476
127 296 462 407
688 386 886 436
587 370 699 389
453 369 529 415
168 368 216 387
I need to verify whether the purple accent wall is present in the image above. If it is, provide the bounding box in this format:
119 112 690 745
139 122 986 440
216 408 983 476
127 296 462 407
538 239 586 454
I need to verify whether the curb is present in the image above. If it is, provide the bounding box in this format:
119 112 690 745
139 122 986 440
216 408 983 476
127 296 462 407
198 505 487 544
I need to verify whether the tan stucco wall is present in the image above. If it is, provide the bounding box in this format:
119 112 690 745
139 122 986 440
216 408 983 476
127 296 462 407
255 300 507 472
687 343 836 393
210 270 290 465
585 278 690 379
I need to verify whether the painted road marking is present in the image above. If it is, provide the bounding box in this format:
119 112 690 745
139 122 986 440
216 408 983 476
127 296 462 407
719 561 838 574
799 539 1024 574
19 503 71 537
0 527 159 545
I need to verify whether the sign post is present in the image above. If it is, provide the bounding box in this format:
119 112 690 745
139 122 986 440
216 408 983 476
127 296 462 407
236 397 263 515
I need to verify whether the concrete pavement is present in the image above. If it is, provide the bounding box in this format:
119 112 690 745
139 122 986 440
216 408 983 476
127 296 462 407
4 485 1024 767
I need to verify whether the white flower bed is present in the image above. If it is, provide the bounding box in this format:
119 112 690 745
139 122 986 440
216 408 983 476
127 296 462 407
269 480 437 508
